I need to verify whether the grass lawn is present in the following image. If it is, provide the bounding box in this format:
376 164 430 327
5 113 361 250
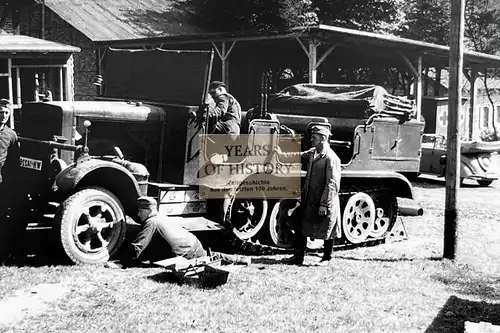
0 179 499 333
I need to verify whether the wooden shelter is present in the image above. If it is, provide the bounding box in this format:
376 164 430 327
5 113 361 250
0 34 80 127
93 24 500 138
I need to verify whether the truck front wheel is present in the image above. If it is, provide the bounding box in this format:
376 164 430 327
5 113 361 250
55 187 126 265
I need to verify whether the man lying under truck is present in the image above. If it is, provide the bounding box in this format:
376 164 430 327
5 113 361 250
107 196 251 268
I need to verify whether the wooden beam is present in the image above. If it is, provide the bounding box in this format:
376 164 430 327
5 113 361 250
64 55 74 101
59 67 64 101
308 39 317 83
416 56 423 120
399 53 418 77
15 67 21 107
444 0 465 260
7 58 13 129
315 44 336 69
467 67 478 139
295 37 309 57
211 41 237 89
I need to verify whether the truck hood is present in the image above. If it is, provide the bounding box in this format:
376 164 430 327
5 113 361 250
103 47 214 106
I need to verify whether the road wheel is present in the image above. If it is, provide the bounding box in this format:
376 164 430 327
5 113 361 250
265 199 325 250
55 187 126 265
229 190 268 240
342 193 376 244
369 189 398 238
266 199 297 248
477 180 493 187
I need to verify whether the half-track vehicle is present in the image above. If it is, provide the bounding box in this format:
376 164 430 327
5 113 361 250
14 48 422 265
244 82 424 248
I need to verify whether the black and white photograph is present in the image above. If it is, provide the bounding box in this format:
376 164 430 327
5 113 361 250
0 0 499 332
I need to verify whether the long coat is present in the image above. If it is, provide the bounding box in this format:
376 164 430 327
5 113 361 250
293 146 342 240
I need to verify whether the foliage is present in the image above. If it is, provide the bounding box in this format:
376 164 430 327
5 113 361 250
464 0 500 54
188 0 317 31
480 126 500 142
399 0 450 45
188 0 404 33
312 0 406 34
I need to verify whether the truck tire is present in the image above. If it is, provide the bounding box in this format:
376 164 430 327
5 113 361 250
55 187 126 265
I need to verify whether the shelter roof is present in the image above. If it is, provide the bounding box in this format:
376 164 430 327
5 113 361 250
94 24 500 69
0 34 80 54
43 0 206 41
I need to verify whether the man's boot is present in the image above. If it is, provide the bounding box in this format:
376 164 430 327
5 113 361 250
315 239 334 266
282 232 306 265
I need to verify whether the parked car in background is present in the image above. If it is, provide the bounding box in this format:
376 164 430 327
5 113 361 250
418 134 500 186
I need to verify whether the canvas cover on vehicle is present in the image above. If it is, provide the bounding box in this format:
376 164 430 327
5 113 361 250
103 48 213 106
269 83 415 116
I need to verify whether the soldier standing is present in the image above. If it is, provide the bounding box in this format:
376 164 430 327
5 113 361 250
278 125 342 266
0 99 21 263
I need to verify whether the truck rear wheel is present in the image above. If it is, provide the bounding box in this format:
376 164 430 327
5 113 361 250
55 187 126 265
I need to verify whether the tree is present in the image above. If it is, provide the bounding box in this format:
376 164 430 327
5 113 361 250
399 0 450 45
464 0 500 140
188 0 404 34
312 0 406 34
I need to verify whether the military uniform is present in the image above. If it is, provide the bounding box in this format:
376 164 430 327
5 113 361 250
280 126 342 265
125 197 206 265
209 92 242 136
0 100 21 263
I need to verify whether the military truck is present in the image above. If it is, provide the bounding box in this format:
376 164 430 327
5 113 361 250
244 82 423 248
13 48 421 265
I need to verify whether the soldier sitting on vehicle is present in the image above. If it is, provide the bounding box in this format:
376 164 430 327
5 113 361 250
113 196 251 268
207 81 242 138
204 81 243 228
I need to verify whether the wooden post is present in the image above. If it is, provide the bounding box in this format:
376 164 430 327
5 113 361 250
444 0 465 260
308 39 317 83
468 67 478 139
59 66 64 101
15 67 21 106
416 56 423 121
7 58 14 129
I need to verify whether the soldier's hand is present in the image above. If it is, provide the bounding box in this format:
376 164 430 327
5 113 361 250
318 206 328 216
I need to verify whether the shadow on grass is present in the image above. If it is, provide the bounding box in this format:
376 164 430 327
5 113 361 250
425 296 500 333
334 255 443 263
431 269 500 301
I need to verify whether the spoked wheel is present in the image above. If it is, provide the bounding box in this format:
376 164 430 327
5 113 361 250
55 187 126 265
342 193 376 244
267 199 300 249
266 199 325 250
230 191 268 240
369 190 398 238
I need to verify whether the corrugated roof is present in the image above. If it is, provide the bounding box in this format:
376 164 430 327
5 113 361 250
44 0 207 41
0 34 80 53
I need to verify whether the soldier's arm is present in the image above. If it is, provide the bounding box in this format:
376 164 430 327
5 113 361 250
208 95 229 117
320 154 341 208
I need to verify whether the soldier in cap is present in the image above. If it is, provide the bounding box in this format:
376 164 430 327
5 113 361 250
276 125 341 266
207 81 242 137
0 99 21 264
121 196 206 267
118 196 251 267
205 81 243 228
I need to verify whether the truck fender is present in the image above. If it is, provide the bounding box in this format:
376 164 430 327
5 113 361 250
340 170 415 199
56 159 142 216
